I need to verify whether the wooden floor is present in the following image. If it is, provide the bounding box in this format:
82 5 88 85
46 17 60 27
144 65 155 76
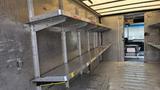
46 61 160 90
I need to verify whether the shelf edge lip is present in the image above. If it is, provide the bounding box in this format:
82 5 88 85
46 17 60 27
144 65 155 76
33 76 68 82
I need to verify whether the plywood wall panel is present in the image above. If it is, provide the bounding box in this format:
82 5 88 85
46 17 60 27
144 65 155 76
33 0 59 16
63 0 77 17
0 0 29 23
63 0 98 23
144 11 160 62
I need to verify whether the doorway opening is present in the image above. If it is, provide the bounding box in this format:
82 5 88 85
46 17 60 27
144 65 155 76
123 13 144 62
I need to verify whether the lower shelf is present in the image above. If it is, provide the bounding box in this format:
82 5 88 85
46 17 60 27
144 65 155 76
33 44 112 83
147 42 160 50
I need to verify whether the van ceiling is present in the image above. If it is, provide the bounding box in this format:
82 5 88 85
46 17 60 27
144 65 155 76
80 0 160 16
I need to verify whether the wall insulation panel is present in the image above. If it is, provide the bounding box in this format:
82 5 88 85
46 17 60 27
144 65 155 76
66 31 79 61
37 29 63 75
101 16 124 61
81 31 88 54
89 32 95 50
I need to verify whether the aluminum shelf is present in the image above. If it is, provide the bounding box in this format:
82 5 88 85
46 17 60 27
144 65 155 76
28 9 111 32
147 42 160 50
149 23 160 29
33 44 112 83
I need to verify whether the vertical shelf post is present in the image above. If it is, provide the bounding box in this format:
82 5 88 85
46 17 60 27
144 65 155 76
31 27 41 90
96 32 98 47
78 32 82 56
59 0 64 13
87 31 90 51
99 32 103 61
27 0 42 90
99 32 102 46
27 0 34 21
94 32 96 48
87 31 91 72
77 31 83 75
61 31 70 88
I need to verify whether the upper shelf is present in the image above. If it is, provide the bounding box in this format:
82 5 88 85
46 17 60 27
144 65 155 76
28 9 110 32
147 42 160 50
148 23 160 29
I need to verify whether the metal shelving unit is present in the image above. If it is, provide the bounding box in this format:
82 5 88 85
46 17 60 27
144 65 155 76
147 43 160 50
27 0 112 90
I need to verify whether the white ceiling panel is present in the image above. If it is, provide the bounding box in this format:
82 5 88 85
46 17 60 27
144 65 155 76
81 0 160 16
101 5 160 15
